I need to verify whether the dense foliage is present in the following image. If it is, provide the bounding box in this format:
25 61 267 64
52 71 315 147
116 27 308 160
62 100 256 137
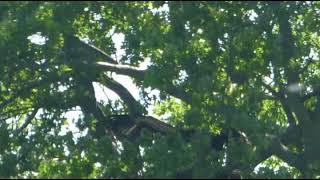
1 1 320 178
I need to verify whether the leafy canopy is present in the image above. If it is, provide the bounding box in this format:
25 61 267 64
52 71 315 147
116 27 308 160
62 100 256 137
1 1 320 178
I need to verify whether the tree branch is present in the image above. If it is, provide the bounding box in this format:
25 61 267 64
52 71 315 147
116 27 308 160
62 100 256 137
98 74 145 116
165 84 193 104
69 36 193 104
85 44 118 64
237 124 304 174
270 137 303 170
97 74 176 135
286 93 312 125
70 34 306 173
136 116 177 134
63 34 118 65
95 58 193 104
280 100 297 127
15 107 39 135
261 81 300 127
96 61 146 79
261 81 284 100
250 138 303 172
277 5 311 125
74 78 112 138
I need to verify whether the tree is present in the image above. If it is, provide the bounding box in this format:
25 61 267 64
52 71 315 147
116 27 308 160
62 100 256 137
0 1 319 178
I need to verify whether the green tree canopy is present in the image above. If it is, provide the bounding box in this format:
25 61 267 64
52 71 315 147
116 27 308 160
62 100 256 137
1 1 320 178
